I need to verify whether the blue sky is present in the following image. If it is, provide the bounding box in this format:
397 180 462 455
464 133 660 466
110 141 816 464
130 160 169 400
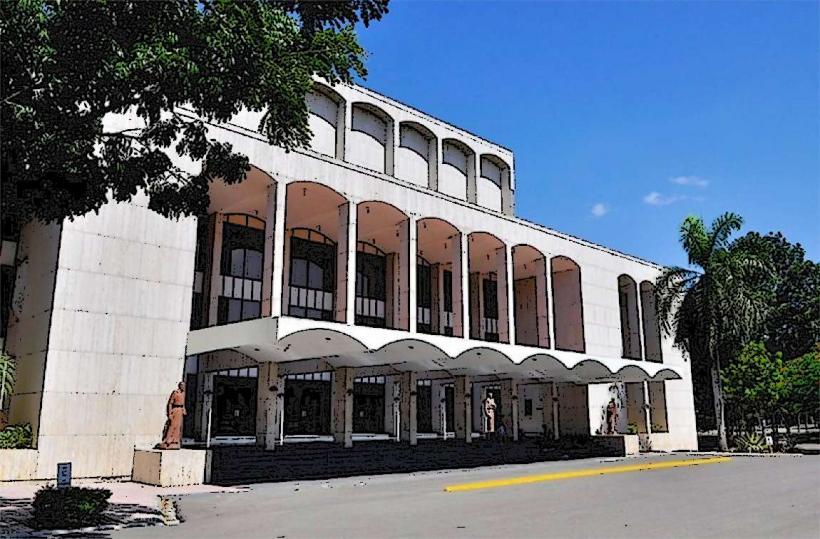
355 1 819 266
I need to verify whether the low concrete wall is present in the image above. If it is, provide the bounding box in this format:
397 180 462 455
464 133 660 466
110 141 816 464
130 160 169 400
592 434 640 456
0 449 39 481
132 449 210 487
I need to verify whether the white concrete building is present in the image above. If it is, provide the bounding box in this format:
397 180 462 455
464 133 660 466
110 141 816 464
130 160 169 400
0 82 697 480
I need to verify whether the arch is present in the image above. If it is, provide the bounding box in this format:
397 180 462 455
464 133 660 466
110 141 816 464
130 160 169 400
350 102 394 173
397 121 437 188
307 82 345 158
195 166 277 328
512 244 550 348
551 256 585 353
640 280 663 362
440 138 475 201
417 217 463 337
477 154 509 212
468 232 509 344
284 181 349 323
618 274 642 360
356 201 410 331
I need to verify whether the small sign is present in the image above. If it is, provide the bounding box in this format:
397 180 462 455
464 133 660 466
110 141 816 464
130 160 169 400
57 462 71 489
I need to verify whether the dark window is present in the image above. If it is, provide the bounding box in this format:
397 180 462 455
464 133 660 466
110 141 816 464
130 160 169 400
524 399 533 417
217 218 264 325
417 261 432 334
288 234 336 321
443 270 453 312
482 278 498 319
356 251 386 327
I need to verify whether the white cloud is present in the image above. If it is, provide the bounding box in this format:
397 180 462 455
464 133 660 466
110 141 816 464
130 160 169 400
669 175 709 187
643 192 685 206
590 203 609 217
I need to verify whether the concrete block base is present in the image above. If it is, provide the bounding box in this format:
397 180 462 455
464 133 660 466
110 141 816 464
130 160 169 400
132 449 210 487
0 449 38 481
592 434 640 456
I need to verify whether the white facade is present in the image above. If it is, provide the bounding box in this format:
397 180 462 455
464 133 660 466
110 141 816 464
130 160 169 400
1 82 697 480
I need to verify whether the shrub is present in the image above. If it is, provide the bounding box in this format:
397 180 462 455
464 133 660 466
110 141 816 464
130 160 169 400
626 423 639 435
32 486 112 529
0 423 33 449
734 432 768 453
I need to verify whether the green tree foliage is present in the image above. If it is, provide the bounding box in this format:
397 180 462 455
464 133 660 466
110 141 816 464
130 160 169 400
655 213 770 451
721 341 784 430
781 345 820 421
731 232 820 360
1 0 389 224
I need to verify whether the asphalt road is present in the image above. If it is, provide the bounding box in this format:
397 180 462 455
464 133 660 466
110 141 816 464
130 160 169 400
114 454 819 539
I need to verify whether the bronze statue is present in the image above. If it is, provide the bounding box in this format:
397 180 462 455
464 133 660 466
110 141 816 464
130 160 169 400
157 382 186 449
606 398 619 435
483 391 497 434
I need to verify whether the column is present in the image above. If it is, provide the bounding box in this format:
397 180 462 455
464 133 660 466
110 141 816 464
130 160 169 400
551 382 560 440
335 203 350 322
643 380 653 435
345 204 358 325
261 184 276 317
255 362 281 450
270 184 287 317
500 379 519 441
453 375 472 443
207 213 224 326
408 216 417 333
504 244 515 344
495 245 510 343
535 257 550 348
399 372 418 445
546 256 556 348
466 152 478 204
331 367 354 447
197 373 215 443
453 233 466 338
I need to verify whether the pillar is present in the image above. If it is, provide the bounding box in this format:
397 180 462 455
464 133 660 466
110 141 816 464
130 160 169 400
270 183 287 318
256 362 281 450
345 204 357 325
551 382 560 440
453 233 466 338
335 203 350 322
501 244 514 344
546 256 556 348
196 373 215 443
408 216 417 333
331 367 354 447
453 375 472 443
207 214 224 326
261 184 276 317
399 372 418 445
500 379 519 441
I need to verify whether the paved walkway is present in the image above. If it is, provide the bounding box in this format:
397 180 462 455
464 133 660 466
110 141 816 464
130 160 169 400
112 453 819 538
0 480 241 537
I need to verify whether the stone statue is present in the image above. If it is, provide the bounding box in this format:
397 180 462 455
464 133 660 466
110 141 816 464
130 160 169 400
606 398 619 435
157 382 186 450
483 391 497 434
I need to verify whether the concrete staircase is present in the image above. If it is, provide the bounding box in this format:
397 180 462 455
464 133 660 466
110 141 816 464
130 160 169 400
206 438 619 485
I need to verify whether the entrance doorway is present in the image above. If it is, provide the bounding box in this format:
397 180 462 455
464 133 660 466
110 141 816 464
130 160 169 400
417 380 433 432
213 375 257 437
354 376 386 433
284 372 332 435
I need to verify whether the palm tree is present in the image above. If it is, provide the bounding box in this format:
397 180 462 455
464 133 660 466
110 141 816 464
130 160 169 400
655 213 770 451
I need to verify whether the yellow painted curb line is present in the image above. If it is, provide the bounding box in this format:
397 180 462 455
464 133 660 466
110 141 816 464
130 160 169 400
444 457 732 492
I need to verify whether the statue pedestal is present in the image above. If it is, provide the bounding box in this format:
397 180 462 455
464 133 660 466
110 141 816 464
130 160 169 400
132 448 211 487
592 434 640 456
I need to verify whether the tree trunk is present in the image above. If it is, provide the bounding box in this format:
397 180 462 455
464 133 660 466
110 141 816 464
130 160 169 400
710 359 729 451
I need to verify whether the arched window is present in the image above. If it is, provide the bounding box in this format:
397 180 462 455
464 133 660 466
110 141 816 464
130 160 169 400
218 214 265 324
641 281 663 362
551 256 585 352
618 275 642 360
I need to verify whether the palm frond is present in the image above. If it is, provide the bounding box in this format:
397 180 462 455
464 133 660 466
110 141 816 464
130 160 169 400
708 212 743 257
679 215 709 267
